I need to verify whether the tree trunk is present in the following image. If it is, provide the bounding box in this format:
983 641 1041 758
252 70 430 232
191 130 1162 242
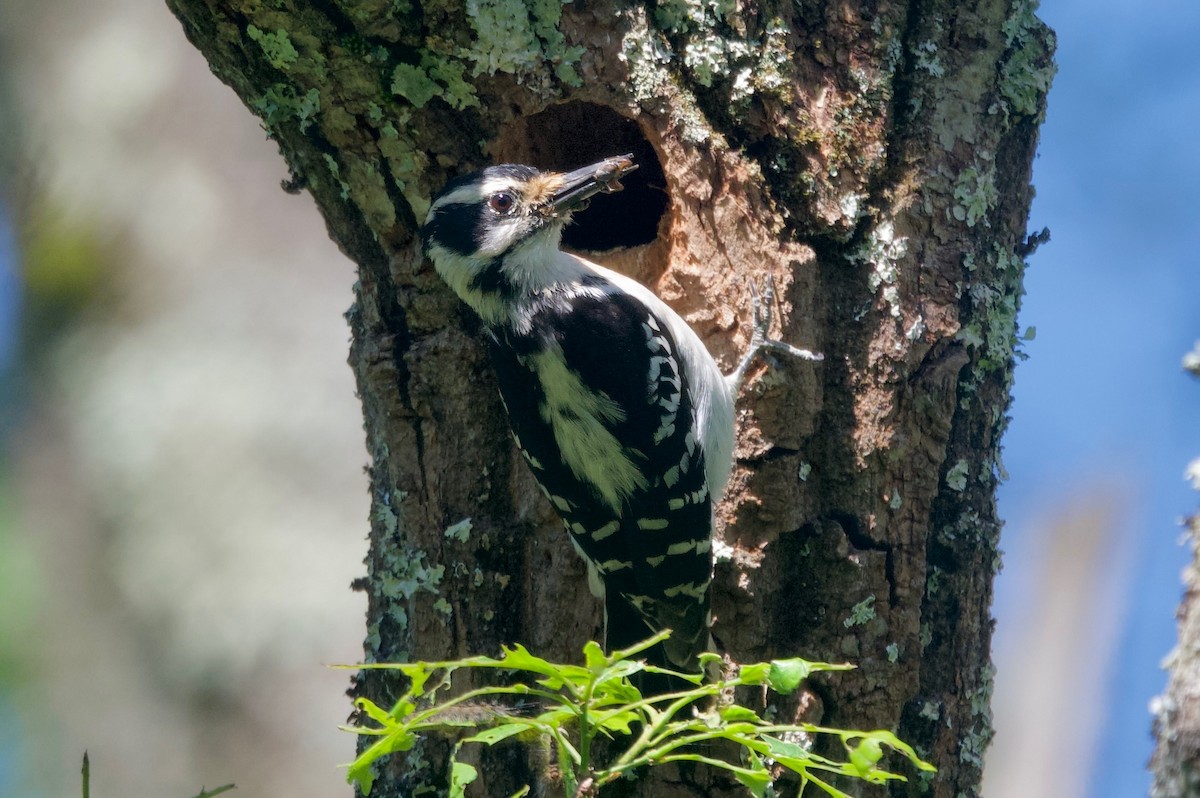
1152 516 1200 798
1151 352 1200 797
163 1 1054 795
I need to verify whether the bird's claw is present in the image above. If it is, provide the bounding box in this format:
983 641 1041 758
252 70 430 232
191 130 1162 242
728 274 822 393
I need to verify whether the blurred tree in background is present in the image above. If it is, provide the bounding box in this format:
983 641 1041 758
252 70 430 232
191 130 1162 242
1150 345 1200 798
0 2 366 796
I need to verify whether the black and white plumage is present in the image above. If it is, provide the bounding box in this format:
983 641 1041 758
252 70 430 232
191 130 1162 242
421 156 755 675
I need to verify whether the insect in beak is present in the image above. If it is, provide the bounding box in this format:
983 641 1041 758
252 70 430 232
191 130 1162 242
536 154 639 218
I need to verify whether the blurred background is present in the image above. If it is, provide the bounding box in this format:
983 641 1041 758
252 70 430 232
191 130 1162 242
0 1 367 796
0 0 1195 797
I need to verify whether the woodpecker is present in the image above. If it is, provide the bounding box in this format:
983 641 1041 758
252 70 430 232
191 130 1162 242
421 154 818 678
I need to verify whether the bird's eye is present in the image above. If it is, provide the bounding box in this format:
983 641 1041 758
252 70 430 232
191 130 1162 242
488 192 516 215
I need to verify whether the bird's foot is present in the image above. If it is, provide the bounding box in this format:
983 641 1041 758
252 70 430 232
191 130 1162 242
727 274 822 393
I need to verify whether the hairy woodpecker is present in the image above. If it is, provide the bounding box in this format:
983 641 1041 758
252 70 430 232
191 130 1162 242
421 154 817 676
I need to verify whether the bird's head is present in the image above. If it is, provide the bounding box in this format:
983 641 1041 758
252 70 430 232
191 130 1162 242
421 155 638 319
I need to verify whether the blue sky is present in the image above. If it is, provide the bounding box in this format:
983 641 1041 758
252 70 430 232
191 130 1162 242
996 0 1200 795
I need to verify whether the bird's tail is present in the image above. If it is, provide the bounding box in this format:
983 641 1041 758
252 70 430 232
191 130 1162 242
604 593 712 696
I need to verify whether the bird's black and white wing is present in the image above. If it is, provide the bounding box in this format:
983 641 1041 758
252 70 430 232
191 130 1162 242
488 265 729 667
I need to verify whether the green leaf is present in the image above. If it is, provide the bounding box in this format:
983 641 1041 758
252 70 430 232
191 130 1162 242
609 629 671 661
757 735 819 776
720 705 761 723
496 643 591 691
348 728 421 794
355 697 396 728
848 738 883 776
350 736 410 781
463 723 529 746
594 708 639 736
732 769 772 798
767 658 814 694
852 730 937 772
803 774 854 798
396 663 433 701
583 640 608 672
762 735 810 758
641 664 704 686
448 761 478 798
341 635 929 796
737 662 771 685
590 660 645 699
534 704 577 726
731 748 771 798
498 643 559 673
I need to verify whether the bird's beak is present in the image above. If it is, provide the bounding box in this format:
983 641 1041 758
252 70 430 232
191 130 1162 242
538 154 639 217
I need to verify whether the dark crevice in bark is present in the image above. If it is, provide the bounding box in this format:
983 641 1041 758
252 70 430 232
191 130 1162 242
366 125 422 233
827 511 874 554
311 0 365 37
871 0 923 204
739 445 802 464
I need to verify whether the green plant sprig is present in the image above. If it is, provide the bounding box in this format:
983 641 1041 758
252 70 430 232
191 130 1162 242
340 631 934 797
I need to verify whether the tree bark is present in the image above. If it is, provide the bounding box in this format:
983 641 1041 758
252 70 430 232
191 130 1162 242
1151 351 1200 797
163 0 1054 795
1152 514 1200 798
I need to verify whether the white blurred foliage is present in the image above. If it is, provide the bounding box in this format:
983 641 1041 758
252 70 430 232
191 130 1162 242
1183 341 1200 378
6 0 369 795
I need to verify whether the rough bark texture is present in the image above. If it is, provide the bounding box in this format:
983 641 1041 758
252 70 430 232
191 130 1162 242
164 0 1054 795
1153 515 1200 798
1151 353 1200 797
